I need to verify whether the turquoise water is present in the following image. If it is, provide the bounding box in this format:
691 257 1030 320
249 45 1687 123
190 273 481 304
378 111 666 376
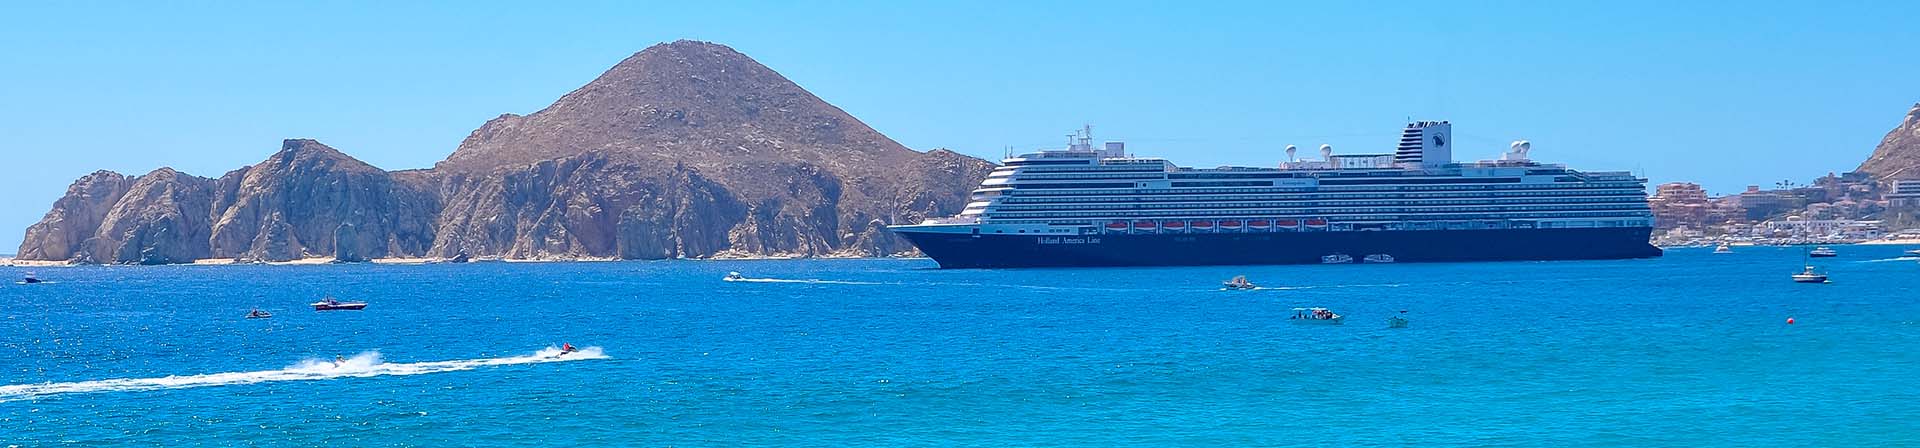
3 246 1918 446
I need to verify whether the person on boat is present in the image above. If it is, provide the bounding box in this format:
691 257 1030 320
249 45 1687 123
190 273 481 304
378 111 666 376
333 355 345 367
561 343 575 353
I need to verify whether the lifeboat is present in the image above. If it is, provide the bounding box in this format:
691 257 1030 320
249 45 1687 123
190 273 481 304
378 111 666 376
1247 219 1272 230
1163 221 1186 232
1191 220 1215 232
1105 221 1129 233
1134 221 1158 233
1276 219 1300 229
1218 219 1244 231
1305 218 1329 228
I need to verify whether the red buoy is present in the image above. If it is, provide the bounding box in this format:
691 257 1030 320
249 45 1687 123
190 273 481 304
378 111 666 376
1786 317 1795 325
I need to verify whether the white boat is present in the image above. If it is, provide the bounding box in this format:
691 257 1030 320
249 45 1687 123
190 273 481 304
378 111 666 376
1321 254 1353 264
1221 275 1257 290
1904 249 1920 258
312 297 368 311
1363 254 1395 263
1791 265 1828 284
245 308 273 319
723 272 746 282
1713 243 1733 254
1290 307 1345 325
1808 246 1837 258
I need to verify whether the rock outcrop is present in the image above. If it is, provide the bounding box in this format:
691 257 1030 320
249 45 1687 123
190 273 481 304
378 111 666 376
1856 103 1920 179
16 40 993 264
206 139 439 262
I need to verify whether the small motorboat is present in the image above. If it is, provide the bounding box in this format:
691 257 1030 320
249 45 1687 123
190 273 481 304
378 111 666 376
1904 249 1920 258
1221 275 1257 290
1363 254 1395 264
246 308 274 319
1290 307 1345 325
1321 254 1353 264
723 272 746 282
1713 243 1733 254
18 272 44 284
1808 246 1838 258
312 297 368 311
1791 265 1828 284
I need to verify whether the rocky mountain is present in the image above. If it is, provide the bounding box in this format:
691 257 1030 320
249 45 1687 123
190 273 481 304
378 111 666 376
1856 102 1920 179
17 40 993 264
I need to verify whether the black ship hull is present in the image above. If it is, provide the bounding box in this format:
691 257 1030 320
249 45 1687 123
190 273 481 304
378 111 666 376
895 227 1662 269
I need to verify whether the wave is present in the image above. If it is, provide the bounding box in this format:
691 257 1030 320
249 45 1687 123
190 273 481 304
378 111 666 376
0 346 606 402
1859 257 1919 263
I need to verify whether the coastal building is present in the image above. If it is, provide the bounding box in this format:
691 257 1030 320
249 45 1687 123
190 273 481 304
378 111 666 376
1738 185 1802 222
1888 180 1920 209
1648 182 1711 230
1759 217 1883 239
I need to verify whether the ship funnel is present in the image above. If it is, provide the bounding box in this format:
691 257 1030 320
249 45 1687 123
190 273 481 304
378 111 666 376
1506 140 1532 160
1285 145 1298 162
1319 144 1333 161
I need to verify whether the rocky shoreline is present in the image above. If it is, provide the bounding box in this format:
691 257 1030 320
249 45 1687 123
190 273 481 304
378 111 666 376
14 41 991 266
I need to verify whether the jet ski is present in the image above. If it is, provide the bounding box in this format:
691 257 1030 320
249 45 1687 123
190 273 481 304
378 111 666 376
245 308 274 319
18 272 43 284
723 272 746 282
552 343 578 358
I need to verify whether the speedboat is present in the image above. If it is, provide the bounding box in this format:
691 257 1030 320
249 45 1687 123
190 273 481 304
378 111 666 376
1904 249 1920 258
1363 254 1395 264
1808 246 1837 258
18 272 43 284
1321 254 1353 264
312 297 368 311
1713 243 1733 254
723 272 746 282
1221 275 1257 290
1791 265 1828 284
245 308 274 319
1290 307 1345 325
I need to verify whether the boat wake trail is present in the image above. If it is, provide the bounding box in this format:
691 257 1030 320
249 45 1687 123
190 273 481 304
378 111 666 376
1259 283 1406 291
0 346 607 402
1861 257 1919 263
728 277 888 285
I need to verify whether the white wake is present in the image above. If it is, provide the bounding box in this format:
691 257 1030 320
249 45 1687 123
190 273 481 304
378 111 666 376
0 346 606 402
725 277 886 285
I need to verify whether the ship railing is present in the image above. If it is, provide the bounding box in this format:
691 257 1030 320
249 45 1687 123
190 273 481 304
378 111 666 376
918 217 982 225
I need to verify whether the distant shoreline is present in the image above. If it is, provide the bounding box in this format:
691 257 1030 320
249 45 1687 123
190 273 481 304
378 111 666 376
3 254 926 268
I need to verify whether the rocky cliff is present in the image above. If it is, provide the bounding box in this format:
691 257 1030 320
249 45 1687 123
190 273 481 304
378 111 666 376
17 40 992 264
1856 103 1920 179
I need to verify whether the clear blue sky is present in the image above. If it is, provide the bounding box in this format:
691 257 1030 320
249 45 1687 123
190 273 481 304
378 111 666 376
4 1 1916 252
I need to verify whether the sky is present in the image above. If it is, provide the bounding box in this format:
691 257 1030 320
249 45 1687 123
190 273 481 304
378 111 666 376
3 1 1917 252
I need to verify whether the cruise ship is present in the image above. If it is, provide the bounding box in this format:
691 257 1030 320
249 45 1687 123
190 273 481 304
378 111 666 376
888 121 1662 268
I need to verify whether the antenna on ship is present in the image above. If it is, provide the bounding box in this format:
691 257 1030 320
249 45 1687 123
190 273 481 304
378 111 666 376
1285 145 1298 162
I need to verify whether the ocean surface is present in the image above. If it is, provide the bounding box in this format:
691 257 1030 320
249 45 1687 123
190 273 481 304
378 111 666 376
3 246 1918 446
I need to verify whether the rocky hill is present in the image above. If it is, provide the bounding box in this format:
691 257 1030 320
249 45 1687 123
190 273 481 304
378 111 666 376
17 40 993 264
1856 102 1920 179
